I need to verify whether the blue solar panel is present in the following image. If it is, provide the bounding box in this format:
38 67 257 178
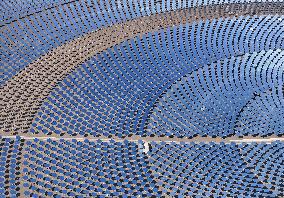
23 139 159 197
1 0 284 196
29 19 284 138
149 141 284 197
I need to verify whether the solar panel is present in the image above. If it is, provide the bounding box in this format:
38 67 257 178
0 0 284 196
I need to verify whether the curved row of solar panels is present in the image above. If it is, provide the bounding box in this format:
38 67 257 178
1 0 284 197
1 137 283 197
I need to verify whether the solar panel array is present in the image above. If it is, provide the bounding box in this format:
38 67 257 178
1 0 284 197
